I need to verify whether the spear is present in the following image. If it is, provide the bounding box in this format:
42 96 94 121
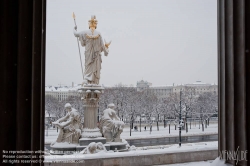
72 12 84 81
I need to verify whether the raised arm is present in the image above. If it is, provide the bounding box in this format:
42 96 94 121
73 26 81 37
54 113 69 123
73 26 86 47
111 110 120 121
60 115 74 128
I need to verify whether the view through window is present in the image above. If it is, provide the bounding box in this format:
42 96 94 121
45 0 217 165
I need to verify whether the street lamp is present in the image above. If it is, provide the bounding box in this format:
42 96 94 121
178 89 186 147
140 115 141 132
150 122 152 134
98 106 100 123
179 90 182 147
169 121 171 134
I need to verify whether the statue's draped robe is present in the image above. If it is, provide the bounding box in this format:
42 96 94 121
76 29 109 84
56 109 82 144
99 108 124 142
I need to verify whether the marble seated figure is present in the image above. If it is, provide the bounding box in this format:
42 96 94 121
99 103 124 142
52 103 82 144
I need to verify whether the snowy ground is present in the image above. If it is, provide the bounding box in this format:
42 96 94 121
44 123 218 144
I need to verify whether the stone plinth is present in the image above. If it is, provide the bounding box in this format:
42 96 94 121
79 85 104 138
76 143 110 151
79 137 106 146
106 142 127 151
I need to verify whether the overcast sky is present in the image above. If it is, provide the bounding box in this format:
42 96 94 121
46 0 217 87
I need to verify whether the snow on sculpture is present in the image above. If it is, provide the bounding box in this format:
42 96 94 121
80 142 107 154
99 103 124 142
52 103 82 144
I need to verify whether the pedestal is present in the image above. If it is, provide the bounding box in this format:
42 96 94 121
79 137 106 146
106 142 127 151
79 84 104 138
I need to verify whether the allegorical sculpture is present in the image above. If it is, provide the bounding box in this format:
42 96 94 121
99 103 125 142
80 142 107 154
52 103 82 144
73 15 111 85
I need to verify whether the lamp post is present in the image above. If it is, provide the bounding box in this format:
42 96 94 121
157 112 159 131
199 108 201 129
98 106 100 123
200 108 204 131
190 111 192 129
140 115 141 132
150 122 152 134
179 90 182 147
129 112 132 136
130 105 133 136
164 115 166 128
169 121 171 134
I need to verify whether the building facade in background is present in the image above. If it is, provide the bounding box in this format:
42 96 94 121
136 80 217 97
46 81 218 101
45 83 82 101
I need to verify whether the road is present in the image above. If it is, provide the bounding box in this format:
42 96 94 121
45 134 217 150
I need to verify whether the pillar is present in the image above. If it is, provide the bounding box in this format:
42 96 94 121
218 0 250 165
79 85 104 137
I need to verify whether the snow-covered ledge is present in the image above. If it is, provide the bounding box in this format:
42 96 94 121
44 141 218 165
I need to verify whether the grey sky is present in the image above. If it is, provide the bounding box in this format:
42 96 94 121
46 0 217 87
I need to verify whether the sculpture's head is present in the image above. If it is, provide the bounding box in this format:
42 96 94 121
107 103 115 109
88 142 97 153
96 142 106 151
88 15 98 29
64 103 72 112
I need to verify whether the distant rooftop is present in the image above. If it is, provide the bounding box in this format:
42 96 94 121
184 81 215 86
150 85 173 87
45 84 82 92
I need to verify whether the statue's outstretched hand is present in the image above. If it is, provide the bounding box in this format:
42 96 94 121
104 39 111 48
54 123 63 128
52 121 62 128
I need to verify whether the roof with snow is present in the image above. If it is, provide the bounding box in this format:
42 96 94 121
45 84 82 92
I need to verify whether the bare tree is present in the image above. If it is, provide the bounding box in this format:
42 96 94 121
167 92 181 130
152 97 166 131
45 95 65 119
141 90 157 124
181 87 196 132
194 92 217 131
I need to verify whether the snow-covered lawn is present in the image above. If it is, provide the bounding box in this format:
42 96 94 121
121 123 217 139
45 123 218 144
